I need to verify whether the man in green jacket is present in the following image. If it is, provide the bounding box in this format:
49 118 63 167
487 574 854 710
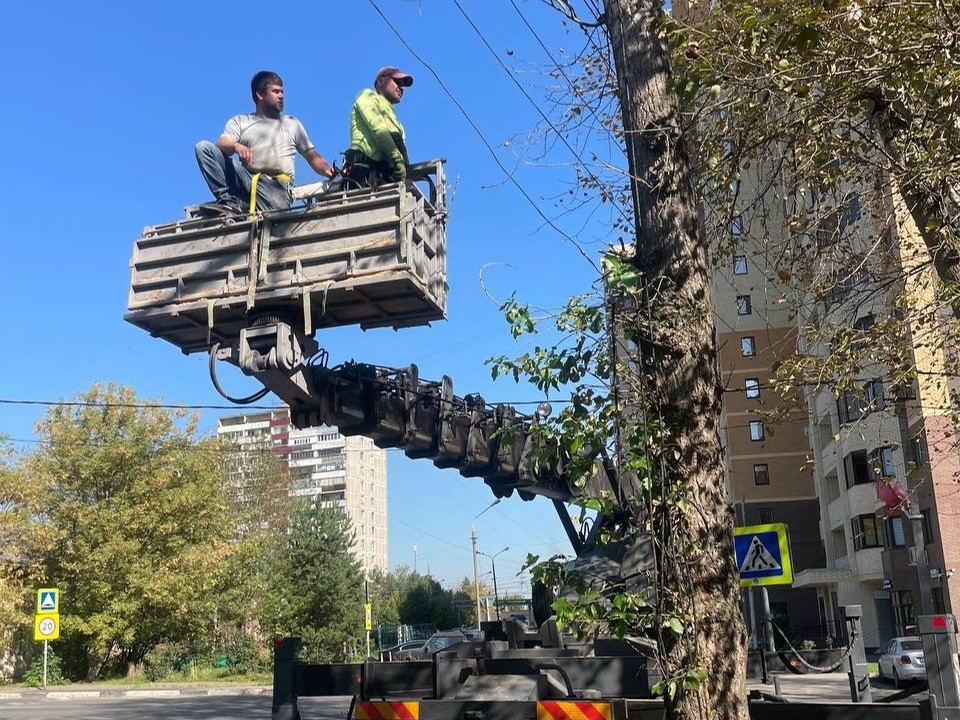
345 66 413 188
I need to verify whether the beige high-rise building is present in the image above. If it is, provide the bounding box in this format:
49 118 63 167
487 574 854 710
712 210 829 645
217 408 388 573
712 163 960 650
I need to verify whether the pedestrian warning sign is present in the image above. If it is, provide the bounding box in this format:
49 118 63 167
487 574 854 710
36 588 59 614
734 523 793 587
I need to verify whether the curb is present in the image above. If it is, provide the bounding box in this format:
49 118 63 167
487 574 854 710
0 686 270 701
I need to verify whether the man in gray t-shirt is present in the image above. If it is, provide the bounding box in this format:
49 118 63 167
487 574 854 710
195 70 334 214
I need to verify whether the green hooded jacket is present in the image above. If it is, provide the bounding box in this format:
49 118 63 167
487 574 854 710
349 88 408 175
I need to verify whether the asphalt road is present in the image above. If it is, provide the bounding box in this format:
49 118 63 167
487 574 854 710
0 695 352 720
0 676 929 719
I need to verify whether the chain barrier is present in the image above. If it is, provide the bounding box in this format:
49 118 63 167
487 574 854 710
773 622 853 674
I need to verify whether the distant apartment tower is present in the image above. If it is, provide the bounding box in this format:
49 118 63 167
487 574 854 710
217 408 388 573
712 234 828 643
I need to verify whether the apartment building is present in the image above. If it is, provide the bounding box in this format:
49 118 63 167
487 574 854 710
713 163 960 649
713 226 828 644
217 408 388 573
793 189 960 647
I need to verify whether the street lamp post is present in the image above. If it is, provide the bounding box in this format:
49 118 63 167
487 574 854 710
479 546 509 620
471 498 501 629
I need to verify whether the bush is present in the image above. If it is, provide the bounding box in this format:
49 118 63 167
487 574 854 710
224 632 265 674
143 644 186 682
22 650 66 687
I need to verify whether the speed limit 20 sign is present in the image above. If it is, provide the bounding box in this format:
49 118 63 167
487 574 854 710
34 613 59 641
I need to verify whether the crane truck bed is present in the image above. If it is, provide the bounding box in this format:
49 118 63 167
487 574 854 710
125 160 447 355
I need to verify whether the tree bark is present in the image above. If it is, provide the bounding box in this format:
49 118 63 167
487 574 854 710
603 1 748 718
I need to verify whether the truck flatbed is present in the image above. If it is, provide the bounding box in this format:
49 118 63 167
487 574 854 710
125 160 447 354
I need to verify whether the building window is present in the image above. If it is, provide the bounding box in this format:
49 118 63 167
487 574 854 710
872 447 895 478
745 378 760 399
896 380 918 401
853 313 874 332
885 516 906 548
847 194 862 224
893 590 915 636
753 464 770 486
922 510 934 545
733 255 748 275
729 216 744 235
842 450 871 487
911 434 927 467
740 336 756 356
749 420 765 441
737 295 752 316
852 514 881 550
831 527 848 561
836 390 864 424
864 379 886 411
758 507 774 524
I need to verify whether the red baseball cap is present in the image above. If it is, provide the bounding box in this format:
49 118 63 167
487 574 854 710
376 66 414 87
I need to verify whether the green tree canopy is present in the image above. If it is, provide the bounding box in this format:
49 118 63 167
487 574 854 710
264 501 365 662
12 383 238 679
398 574 459 630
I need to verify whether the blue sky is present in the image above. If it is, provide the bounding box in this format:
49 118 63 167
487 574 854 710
2 1 624 596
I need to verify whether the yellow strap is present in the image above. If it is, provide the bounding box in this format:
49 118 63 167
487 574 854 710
249 172 293 215
249 173 261 215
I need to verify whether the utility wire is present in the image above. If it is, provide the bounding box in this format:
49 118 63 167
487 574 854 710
365 0 600 274
506 0 626 161
451 0 632 227
0 398 282 411
392 515 472 553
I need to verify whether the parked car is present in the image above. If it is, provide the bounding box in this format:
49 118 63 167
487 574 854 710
877 636 926 686
408 630 469 659
379 639 427 662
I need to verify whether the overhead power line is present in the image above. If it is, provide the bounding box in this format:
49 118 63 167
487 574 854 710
0 398 282 411
451 0 632 227
365 0 601 273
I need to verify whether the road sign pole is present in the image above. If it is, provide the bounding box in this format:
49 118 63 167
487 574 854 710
43 640 48 689
754 587 768 684
365 581 371 659
760 587 774 653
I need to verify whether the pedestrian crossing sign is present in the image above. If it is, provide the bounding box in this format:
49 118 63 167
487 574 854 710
36 588 59 614
734 523 793 587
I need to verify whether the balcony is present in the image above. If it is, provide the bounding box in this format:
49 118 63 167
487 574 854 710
853 546 884 580
847 481 881 516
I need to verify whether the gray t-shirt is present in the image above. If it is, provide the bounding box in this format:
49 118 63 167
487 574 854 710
222 114 314 179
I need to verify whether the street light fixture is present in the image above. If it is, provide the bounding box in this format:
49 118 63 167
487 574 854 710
471 498 501 629
478 546 509 620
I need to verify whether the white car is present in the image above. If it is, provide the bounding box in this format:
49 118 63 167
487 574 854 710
877 636 926 686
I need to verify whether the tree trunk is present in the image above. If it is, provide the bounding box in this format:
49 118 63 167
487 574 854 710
603 1 748 718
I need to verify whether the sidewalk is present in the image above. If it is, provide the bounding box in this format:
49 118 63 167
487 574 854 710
0 681 271 700
748 671 925 703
